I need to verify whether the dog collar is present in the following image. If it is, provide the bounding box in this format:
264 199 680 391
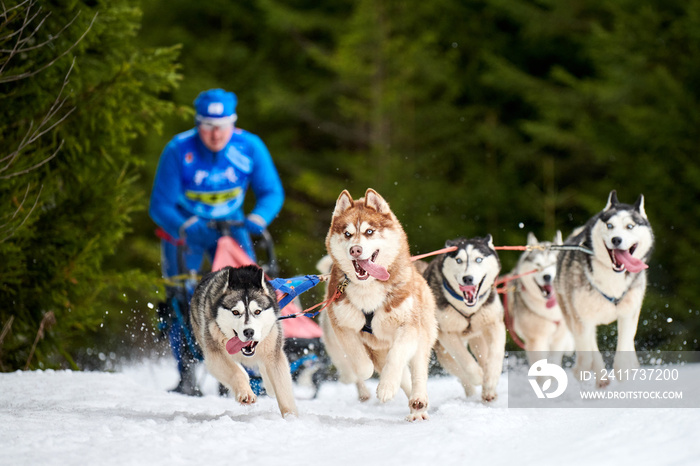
442 278 464 301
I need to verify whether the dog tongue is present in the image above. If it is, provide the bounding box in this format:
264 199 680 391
357 259 390 281
459 285 477 301
613 249 648 273
543 284 557 308
226 337 251 355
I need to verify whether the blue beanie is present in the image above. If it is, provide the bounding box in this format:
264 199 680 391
194 89 237 123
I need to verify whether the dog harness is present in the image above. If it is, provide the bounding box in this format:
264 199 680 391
361 311 374 334
591 282 629 306
596 287 625 305
586 266 641 306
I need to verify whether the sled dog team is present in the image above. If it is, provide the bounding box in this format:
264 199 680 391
190 188 654 420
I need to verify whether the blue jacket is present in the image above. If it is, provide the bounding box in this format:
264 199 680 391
149 127 284 239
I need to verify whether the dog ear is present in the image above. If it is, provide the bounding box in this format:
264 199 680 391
445 238 459 256
364 188 389 213
634 194 647 219
198 267 231 302
485 234 494 249
554 230 563 245
527 232 538 246
444 238 463 256
225 266 239 290
254 266 266 289
333 190 354 217
605 190 619 211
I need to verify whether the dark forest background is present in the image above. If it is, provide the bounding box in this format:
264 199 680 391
1 0 698 371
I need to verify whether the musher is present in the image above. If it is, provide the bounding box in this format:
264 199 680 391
149 88 284 395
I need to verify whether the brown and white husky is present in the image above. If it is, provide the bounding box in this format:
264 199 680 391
321 189 438 421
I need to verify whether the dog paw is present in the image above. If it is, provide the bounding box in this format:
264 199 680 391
237 391 257 405
482 390 498 403
357 382 371 402
376 380 399 403
409 396 428 412
405 410 429 422
596 377 611 389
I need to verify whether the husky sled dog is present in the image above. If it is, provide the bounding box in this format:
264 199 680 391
507 231 574 366
190 265 297 417
555 190 653 387
323 189 438 421
419 235 506 402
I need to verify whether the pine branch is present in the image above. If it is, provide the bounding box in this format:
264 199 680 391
0 182 44 243
0 59 76 178
0 0 98 84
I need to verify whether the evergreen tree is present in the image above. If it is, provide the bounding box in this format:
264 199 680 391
0 0 182 370
481 0 700 349
122 0 699 360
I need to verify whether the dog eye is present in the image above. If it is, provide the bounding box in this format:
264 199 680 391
626 223 634 230
231 310 240 316
344 231 352 238
365 229 374 236
254 309 261 315
606 223 614 230
476 257 483 263
455 258 462 264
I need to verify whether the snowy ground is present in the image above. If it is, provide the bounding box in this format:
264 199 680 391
2 357 699 466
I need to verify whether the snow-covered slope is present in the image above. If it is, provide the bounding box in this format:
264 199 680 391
1 358 698 466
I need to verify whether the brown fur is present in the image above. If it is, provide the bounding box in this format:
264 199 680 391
322 189 438 421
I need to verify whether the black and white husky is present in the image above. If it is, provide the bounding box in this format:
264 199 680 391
507 231 574 367
190 265 297 417
554 190 654 387
419 235 506 402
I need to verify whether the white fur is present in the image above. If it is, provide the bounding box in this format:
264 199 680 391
555 192 654 388
429 238 506 402
215 300 277 345
508 232 574 368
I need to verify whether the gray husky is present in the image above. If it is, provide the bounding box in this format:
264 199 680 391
190 265 297 417
554 190 654 387
507 231 574 367
419 235 506 402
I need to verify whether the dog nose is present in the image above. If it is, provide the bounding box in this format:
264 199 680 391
350 245 363 258
612 236 622 247
463 275 474 286
543 274 551 283
243 328 255 340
